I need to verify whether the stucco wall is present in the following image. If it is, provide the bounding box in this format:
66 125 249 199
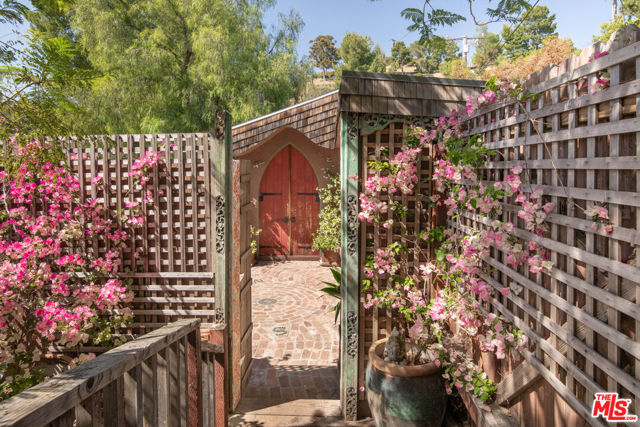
235 127 339 259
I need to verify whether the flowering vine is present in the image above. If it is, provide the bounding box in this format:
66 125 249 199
0 138 165 399
357 78 562 401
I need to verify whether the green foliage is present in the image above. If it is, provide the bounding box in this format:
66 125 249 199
594 0 640 42
418 225 446 243
391 40 411 72
71 0 310 133
320 268 341 324
338 32 386 73
0 29 94 137
397 0 531 44
442 133 491 168
401 5 465 42
472 26 503 73
438 58 475 79
312 171 341 252
309 35 339 79
501 5 557 58
369 45 388 73
409 37 459 74
0 0 27 63
249 225 261 255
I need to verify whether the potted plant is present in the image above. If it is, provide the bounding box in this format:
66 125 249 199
312 170 341 266
366 327 447 427
359 83 539 425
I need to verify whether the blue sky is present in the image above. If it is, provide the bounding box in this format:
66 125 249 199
264 0 612 59
2 1 612 61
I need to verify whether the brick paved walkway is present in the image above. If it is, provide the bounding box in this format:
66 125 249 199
244 260 340 401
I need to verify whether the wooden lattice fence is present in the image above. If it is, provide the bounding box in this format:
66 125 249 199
454 27 640 425
357 118 434 402
57 123 231 335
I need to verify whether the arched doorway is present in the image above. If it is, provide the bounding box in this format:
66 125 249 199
258 145 320 257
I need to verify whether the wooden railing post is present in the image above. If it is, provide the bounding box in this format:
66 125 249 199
187 329 203 427
201 326 228 427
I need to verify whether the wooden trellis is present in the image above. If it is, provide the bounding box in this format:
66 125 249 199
454 26 640 425
58 123 231 335
358 117 433 404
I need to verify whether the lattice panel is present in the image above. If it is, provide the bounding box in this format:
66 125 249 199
62 133 218 333
455 28 640 424
358 120 433 400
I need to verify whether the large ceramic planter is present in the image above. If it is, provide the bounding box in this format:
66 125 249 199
366 338 447 427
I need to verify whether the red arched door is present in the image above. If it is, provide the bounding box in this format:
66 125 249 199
259 145 319 256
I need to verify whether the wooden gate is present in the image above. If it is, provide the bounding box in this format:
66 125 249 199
57 111 253 414
258 145 319 256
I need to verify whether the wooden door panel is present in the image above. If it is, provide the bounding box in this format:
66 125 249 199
259 146 290 255
290 147 319 255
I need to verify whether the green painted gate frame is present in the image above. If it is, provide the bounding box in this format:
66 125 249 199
340 112 360 421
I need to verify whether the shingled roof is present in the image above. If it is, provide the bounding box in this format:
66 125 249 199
339 71 484 117
231 72 484 155
232 90 339 154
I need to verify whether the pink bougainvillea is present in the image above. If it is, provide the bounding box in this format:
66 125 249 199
358 78 551 400
0 138 165 399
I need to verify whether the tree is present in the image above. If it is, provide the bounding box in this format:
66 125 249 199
397 0 532 42
472 26 502 73
309 35 339 79
69 0 309 133
339 32 376 71
501 5 557 58
595 0 640 42
369 45 388 72
391 40 412 72
0 0 27 63
483 35 574 81
439 58 475 78
408 37 459 74
1 28 94 137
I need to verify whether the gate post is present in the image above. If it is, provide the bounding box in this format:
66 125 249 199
340 112 360 421
213 110 232 325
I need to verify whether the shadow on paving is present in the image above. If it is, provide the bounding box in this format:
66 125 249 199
243 357 339 404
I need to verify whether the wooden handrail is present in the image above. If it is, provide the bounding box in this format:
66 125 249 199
0 319 202 427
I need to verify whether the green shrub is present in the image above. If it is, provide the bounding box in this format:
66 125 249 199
312 170 341 252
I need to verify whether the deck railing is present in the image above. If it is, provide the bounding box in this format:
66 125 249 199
0 319 225 427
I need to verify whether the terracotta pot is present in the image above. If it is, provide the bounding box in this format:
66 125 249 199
320 249 341 267
366 339 447 427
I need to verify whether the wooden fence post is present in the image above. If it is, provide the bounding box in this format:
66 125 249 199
187 330 203 427
212 110 232 327
340 112 360 421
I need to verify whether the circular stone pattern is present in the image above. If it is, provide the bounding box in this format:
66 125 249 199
258 298 277 305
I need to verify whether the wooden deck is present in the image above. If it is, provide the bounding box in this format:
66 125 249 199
229 398 346 426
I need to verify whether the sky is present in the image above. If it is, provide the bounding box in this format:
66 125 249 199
263 0 613 60
1 1 613 63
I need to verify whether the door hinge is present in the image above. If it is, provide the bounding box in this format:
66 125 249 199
259 192 282 202
297 192 320 202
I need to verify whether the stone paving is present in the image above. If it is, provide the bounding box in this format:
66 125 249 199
244 260 340 402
